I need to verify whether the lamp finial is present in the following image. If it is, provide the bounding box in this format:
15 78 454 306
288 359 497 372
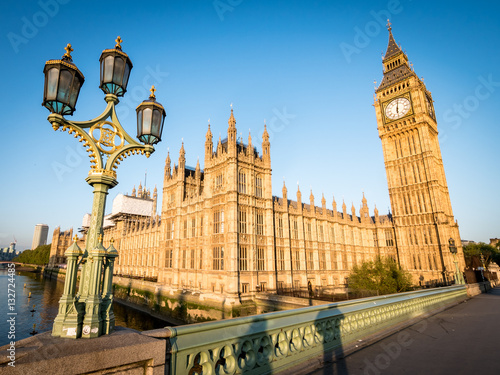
115 36 123 49
63 43 73 60
149 85 156 100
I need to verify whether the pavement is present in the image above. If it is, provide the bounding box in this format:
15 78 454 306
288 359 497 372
307 287 500 375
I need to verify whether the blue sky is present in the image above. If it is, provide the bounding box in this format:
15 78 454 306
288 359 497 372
1 0 499 249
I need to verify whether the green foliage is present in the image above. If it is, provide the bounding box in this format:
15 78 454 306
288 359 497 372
348 256 413 295
463 243 500 269
13 244 51 265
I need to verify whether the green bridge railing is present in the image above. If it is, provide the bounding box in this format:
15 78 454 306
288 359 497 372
143 285 467 375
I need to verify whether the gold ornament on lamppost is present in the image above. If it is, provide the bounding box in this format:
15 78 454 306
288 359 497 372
43 38 166 339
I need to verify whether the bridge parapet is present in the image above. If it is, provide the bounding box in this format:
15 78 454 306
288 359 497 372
144 285 467 375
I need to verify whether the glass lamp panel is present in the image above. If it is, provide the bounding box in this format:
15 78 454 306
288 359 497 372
142 108 152 135
104 56 114 82
137 110 143 137
57 69 73 103
152 109 162 138
123 63 131 89
69 76 82 108
113 57 125 86
100 58 104 84
46 68 60 100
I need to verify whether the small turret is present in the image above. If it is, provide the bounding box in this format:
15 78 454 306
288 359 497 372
164 151 171 179
138 183 143 198
179 142 186 172
228 105 237 149
217 135 222 156
282 180 288 201
205 122 213 162
262 124 270 163
152 186 157 216
131 185 136 197
309 190 315 211
321 193 326 214
360 192 370 222
195 158 201 179
247 130 253 156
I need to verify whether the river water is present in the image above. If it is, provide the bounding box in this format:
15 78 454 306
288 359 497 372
0 267 172 347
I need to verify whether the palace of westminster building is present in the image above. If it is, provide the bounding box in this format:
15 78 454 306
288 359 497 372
51 26 465 301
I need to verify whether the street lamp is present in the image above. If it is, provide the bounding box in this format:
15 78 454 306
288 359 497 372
448 238 464 285
479 253 486 282
44 38 166 339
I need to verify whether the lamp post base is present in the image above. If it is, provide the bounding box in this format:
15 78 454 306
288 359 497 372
81 295 103 339
52 297 84 338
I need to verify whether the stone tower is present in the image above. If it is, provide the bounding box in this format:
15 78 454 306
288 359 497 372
374 21 464 284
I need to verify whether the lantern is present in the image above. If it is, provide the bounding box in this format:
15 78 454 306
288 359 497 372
136 86 166 145
99 36 133 97
42 44 85 115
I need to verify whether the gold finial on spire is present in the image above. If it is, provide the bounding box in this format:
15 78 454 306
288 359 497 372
149 85 156 99
386 19 392 31
98 234 103 243
63 43 73 59
115 36 123 49
73 235 78 242
110 237 115 244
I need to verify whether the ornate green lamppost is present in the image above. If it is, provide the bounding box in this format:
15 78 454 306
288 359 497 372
43 37 166 339
448 238 465 285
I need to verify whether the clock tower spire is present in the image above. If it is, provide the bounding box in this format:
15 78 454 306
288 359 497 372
374 21 465 285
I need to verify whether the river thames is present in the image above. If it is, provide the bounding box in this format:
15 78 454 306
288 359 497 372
0 266 172 346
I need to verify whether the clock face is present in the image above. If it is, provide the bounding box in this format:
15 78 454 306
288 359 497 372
385 97 411 120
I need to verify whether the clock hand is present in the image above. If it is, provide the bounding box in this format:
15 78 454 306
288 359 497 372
396 102 399 113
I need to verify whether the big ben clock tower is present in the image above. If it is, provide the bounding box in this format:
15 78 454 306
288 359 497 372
374 21 465 284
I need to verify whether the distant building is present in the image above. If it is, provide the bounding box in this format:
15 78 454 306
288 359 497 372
49 186 156 266
461 240 476 247
490 238 499 247
0 242 20 262
49 227 74 266
31 224 49 249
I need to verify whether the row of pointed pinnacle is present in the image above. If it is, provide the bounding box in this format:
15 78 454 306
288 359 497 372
163 105 380 219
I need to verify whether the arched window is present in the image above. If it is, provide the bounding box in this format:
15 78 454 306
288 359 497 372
238 170 246 194
255 174 263 197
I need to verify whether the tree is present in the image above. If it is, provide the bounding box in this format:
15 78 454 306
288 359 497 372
13 244 51 265
348 256 413 295
462 242 500 269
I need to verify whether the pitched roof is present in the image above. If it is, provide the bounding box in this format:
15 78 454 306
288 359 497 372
384 29 402 61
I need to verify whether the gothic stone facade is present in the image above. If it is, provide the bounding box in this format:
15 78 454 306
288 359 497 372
77 27 464 302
